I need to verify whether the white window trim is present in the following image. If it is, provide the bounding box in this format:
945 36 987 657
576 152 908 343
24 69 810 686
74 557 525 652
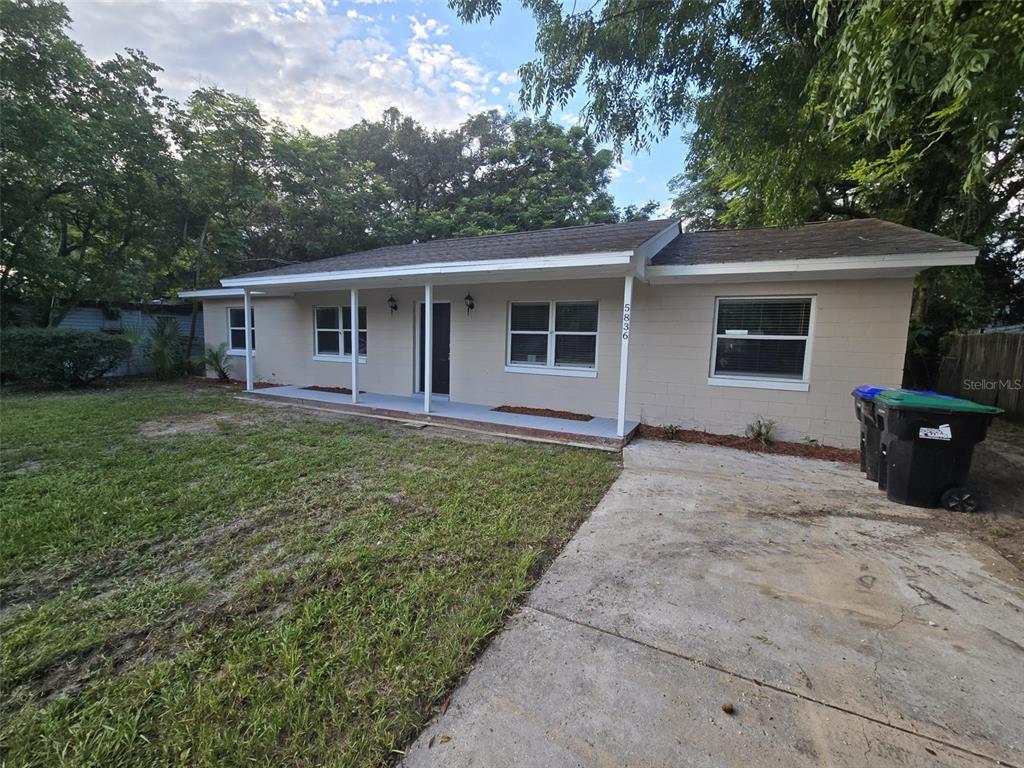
506 300 599 375
227 306 255 356
707 295 815 392
313 305 367 363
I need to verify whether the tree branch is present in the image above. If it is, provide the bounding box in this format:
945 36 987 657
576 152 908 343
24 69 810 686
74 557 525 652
812 181 870 219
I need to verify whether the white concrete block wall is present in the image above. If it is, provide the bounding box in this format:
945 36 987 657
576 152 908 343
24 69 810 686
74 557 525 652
201 276 914 448
628 278 914 447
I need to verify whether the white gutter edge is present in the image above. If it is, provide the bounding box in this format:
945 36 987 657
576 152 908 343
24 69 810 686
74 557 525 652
220 250 634 288
645 250 978 280
179 288 249 299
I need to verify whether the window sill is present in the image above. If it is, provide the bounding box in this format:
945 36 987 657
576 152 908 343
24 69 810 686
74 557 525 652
313 355 367 364
227 350 254 357
707 376 808 392
504 365 597 379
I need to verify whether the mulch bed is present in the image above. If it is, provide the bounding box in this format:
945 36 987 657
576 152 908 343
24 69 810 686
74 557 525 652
493 405 594 422
637 424 859 463
215 378 280 389
303 385 365 395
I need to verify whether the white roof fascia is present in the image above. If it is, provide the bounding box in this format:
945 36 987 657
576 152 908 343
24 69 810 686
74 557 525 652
220 251 633 288
179 288 252 299
645 250 978 283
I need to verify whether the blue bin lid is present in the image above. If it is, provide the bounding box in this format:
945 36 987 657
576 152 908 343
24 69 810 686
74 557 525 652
851 386 958 400
852 385 888 399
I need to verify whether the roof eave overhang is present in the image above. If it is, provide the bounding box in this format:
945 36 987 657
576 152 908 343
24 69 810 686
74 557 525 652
219 250 634 290
178 288 270 299
645 250 978 284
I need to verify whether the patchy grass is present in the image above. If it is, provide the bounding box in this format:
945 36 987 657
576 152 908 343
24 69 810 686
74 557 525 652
0 383 620 767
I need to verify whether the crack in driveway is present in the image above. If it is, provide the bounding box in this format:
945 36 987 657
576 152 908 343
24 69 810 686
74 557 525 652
526 604 1018 768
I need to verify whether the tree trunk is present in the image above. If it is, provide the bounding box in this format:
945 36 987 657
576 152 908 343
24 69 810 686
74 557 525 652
184 217 209 363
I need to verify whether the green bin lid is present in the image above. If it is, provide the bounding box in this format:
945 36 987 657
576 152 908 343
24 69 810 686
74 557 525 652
874 389 1003 414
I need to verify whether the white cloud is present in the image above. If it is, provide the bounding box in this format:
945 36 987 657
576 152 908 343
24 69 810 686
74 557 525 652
66 0 494 133
409 16 448 40
609 159 633 180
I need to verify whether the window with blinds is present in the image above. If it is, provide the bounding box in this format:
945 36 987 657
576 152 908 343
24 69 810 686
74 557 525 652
711 297 812 382
227 307 255 352
315 305 367 358
508 300 598 370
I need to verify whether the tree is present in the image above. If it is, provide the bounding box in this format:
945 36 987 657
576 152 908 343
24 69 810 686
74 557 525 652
247 126 394 266
449 114 619 235
168 87 268 353
1 0 174 324
337 109 622 241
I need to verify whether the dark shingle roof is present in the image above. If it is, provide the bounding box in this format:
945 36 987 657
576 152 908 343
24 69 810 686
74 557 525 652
650 219 975 266
237 219 676 279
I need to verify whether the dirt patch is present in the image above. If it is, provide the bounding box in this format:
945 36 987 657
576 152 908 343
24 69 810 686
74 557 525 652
11 459 44 475
139 413 241 437
637 424 859 463
493 405 593 422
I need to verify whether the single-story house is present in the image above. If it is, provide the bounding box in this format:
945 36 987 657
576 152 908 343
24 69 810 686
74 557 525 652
181 218 976 448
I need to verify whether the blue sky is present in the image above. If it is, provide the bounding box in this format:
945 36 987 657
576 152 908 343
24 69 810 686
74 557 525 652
66 0 687 212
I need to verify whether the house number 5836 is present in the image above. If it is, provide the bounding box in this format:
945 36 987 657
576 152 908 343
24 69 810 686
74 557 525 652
622 303 631 340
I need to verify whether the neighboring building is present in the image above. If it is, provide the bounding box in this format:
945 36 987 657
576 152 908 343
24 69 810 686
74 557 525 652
182 219 976 448
21 301 202 377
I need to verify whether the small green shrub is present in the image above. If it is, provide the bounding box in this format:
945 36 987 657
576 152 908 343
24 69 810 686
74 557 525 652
0 328 133 388
146 317 185 378
201 342 231 381
745 416 776 447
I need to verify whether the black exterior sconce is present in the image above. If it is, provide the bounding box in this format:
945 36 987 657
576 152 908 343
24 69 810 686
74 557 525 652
464 292 475 315
387 295 398 314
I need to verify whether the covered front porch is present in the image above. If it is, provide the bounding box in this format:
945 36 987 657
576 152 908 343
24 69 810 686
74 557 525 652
247 385 638 449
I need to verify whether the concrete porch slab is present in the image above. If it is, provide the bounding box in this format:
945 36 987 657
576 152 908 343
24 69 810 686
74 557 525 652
244 385 638 450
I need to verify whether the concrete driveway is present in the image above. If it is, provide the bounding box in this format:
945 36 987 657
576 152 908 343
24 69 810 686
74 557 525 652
403 440 1024 768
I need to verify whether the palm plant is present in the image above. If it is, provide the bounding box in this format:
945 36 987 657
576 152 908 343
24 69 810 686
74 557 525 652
201 342 232 381
146 316 185 378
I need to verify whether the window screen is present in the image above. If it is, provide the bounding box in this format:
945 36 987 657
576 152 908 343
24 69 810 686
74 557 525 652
712 298 811 381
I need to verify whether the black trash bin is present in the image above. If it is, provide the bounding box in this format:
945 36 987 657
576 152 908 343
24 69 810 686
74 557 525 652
852 385 887 481
874 390 1002 511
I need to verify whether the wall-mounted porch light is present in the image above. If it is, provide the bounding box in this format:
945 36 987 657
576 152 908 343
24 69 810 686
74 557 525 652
387 295 398 314
464 292 475 315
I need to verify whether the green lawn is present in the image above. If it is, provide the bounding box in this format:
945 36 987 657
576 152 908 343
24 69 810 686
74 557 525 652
0 383 620 767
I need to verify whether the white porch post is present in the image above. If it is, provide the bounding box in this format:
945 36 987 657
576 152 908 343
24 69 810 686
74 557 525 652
350 288 359 403
423 283 433 413
616 274 634 437
243 288 254 392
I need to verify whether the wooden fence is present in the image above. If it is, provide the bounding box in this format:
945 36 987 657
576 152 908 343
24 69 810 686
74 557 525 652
935 333 1024 418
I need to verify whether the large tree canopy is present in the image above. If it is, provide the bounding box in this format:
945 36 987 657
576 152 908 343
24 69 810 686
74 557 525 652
1 0 650 325
451 0 1024 383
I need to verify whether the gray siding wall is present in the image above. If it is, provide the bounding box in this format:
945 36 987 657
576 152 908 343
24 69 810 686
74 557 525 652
58 307 202 376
